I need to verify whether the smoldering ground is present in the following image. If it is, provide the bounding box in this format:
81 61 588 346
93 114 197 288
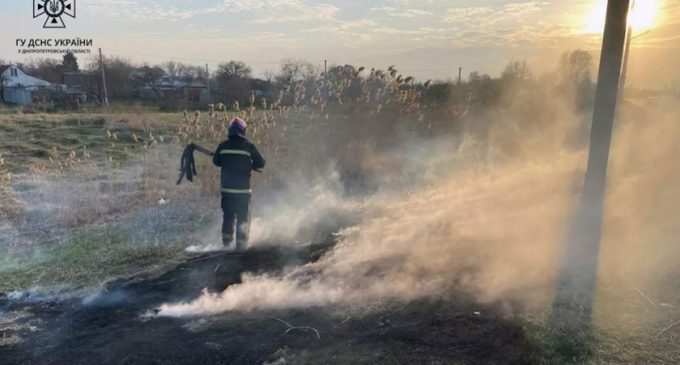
159 94 680 341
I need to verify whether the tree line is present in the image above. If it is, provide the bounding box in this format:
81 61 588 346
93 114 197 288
1 50 596 112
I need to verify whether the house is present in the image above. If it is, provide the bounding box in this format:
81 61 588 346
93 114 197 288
251 78 274 99
63 71 96 104
141 76 211 110
217 78 274 107
0 65 51 105
154 76 210 104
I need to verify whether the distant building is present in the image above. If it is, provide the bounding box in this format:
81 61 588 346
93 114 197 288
251 79 274 99
139 76 211 109
0 65 51 105
158 77 210 105
63 71 96 105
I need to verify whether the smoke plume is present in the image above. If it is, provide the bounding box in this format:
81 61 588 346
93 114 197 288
160 95 680 334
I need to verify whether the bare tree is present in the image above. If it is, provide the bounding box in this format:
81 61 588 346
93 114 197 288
558 50 595 110
262 69 276 83
215 61 252 81
131 64 165 86
559 50 593 89
214 61 254 107
22 58 64 83
162 61 206 80
164 61 178 78
501 61 532 82
276 59 317 86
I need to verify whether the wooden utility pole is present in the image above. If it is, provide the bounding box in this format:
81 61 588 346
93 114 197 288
458 67 462 84
99 48 109 107
620 0 635 91
583 0 629 212
552 0 630 329
324 59 328 101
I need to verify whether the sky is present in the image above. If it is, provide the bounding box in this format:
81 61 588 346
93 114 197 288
1 0 679 88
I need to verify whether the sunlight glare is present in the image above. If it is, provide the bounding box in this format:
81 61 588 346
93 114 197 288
583 0 660 34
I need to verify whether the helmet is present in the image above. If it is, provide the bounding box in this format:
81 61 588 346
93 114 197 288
228 117 247 137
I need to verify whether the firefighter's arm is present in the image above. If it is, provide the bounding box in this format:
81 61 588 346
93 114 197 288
212 144 223 167
250 144 266 171
193 144 215 156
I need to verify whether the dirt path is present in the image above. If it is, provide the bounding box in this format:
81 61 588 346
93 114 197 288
0 242 537 365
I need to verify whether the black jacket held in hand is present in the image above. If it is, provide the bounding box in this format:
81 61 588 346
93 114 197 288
212 136 265 193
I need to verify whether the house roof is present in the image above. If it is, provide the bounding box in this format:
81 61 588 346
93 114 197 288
154 76 207 89
1 65 51 88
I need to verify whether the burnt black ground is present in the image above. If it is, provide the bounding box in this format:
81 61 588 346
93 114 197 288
0 241 539 365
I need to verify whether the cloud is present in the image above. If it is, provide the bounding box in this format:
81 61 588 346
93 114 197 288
87 0 341 24
86 0 229 21
370 6 433 18
436 2 576 47
85 0 317 22
250 2 339 24
81 0 562 49
444 6 494 22
444 2 548 25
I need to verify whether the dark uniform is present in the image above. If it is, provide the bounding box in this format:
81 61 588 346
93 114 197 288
212 134 265 249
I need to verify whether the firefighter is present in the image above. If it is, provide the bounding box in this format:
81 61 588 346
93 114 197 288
213 117 265 250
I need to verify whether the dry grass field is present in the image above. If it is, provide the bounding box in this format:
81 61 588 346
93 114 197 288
1 86 679 363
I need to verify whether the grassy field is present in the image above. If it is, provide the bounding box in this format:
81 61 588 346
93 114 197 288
0 109 213 293
0 111 180 173
0 104 311 293
0 226 184 292
1 102 680 364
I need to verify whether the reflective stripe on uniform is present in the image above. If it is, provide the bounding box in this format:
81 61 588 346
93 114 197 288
220 149 251 157
221 188 252 194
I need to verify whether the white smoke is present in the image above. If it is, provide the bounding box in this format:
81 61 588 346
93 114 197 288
160 96 680 331
184 164 363 253
248 166 359 246
159 151 582 317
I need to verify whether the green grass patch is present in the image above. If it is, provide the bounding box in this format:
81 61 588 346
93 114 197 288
0 226 189 293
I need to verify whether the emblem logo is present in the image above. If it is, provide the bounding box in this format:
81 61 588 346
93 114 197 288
34 0 76 29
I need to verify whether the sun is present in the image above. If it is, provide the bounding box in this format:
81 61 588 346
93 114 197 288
629 0 660 31
583 0 660 34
